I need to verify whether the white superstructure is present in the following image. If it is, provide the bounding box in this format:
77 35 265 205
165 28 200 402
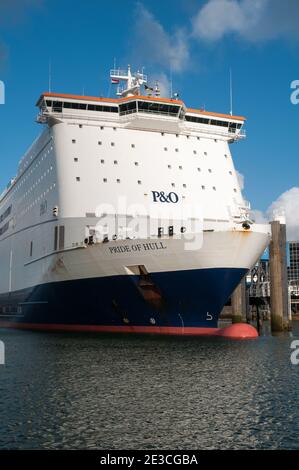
0 66 270 333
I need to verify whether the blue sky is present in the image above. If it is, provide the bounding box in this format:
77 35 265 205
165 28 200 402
0 0 299 233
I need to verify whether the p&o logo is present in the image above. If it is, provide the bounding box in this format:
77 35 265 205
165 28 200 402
152 191 179 203
0 80 5 105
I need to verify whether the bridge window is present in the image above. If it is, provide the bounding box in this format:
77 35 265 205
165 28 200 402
137 101 180 117
185 114 242 131
119 101 137 115
52 101 62 112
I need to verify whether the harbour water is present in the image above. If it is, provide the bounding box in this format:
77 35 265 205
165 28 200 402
0 322 298 450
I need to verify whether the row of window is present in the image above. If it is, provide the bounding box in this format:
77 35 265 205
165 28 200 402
20 167 54 204
45 99 181 117
185 115 242 132
19 143 53 175
44 99 242 132
2 143 53 209
46 100 118 114
71 138 214 157
73 177 238 192
0 205 12 223
19 184 56 217
15 147 53 198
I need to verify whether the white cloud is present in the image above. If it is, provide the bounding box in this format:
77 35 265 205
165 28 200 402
250 187 299 240
192 0 299 42
133 4 189 72
267 187 299 241
149 72 171 99
250 209 268 224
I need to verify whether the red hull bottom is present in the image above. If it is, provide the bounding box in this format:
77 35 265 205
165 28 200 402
0 322 258 339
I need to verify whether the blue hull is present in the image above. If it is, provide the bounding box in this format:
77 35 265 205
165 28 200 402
0 267 247 331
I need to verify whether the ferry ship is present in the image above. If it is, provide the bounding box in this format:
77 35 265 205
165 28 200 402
0 66 270 336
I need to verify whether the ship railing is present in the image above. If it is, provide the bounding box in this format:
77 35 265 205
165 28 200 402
36 110 120 124
36 110 246 140
110 69 148 81
119 109 179 118
183 122 246 140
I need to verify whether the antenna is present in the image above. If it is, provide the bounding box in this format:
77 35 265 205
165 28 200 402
170 66 173 99
229 67 233 116
48 59 52 92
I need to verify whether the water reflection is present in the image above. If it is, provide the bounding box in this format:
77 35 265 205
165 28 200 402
0 323 298 449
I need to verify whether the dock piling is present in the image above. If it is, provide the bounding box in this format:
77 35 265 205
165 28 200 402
231 276 246 323
269 219 290 332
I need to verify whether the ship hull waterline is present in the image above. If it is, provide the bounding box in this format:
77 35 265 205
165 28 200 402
0 267 257 339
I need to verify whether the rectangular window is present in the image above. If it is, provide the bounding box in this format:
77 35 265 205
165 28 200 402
119 101 137 115
54 226 58 251
0 205 12 223
59 226 65 250
52 101 62 112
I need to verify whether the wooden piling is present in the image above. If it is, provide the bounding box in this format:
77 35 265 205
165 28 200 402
269 220 290 332
231 276 247 323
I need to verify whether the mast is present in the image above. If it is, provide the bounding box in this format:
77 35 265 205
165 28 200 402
110 64 147 97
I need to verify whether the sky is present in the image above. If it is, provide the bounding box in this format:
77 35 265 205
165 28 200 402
0 0 299 238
